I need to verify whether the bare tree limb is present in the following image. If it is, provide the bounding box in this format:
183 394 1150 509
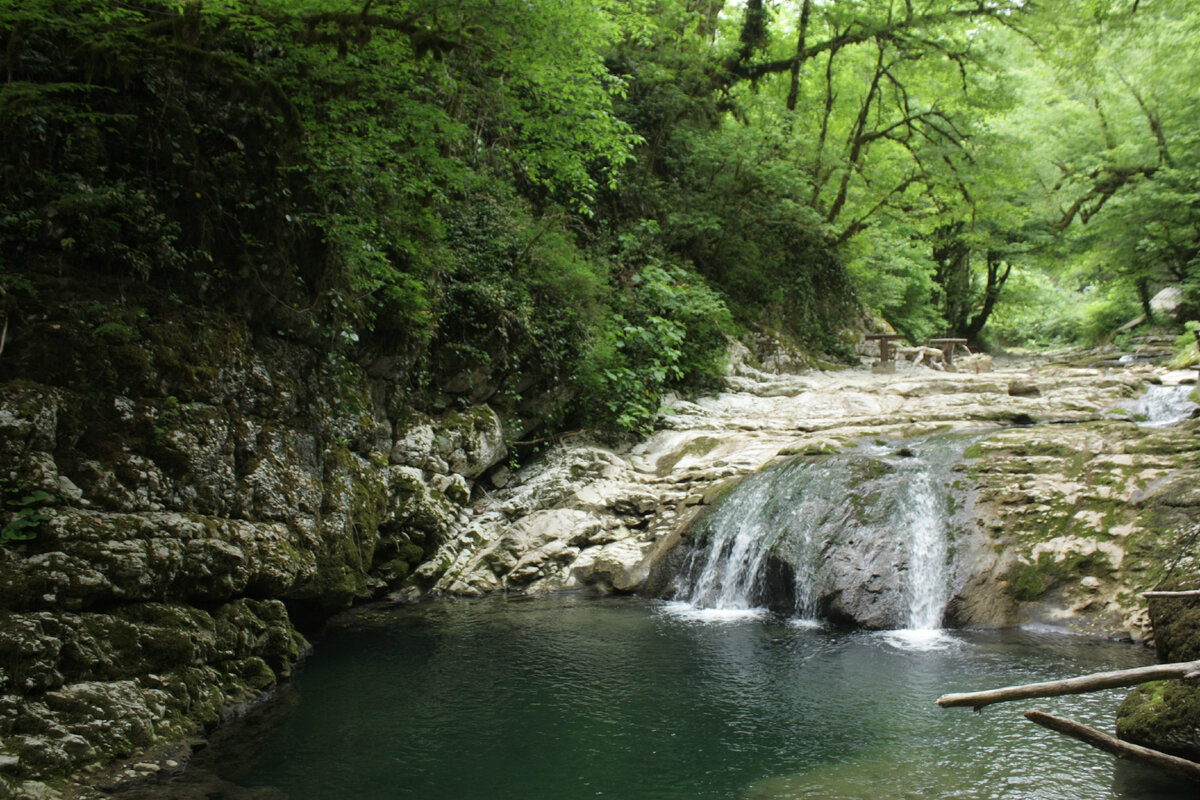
937 660 1200 711
1024 710 1200 782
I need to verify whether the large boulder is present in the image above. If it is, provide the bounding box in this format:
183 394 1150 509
1116 582 1200 760
389 406 505 479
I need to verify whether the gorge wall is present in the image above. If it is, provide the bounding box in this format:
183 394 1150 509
0 304 512 798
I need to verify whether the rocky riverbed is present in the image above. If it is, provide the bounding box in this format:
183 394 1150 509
418 345 1197 641
0 333 1196 797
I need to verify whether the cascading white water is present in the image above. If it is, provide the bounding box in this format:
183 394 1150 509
891 467 949 630
674 436 971 631
1135 384 1198 428
676 459 839 615
678 485 781 612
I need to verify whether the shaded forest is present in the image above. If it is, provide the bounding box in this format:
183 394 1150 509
2 0 1198 438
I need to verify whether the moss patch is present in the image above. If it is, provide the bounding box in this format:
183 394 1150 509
1004 549 1115 602
1117 680 1200 761
655 435 722 476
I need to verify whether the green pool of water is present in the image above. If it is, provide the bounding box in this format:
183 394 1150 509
200 595 1193 799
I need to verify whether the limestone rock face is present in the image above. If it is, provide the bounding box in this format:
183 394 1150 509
0 598 303 785
419 350 1186 637
389 406 506 479
0 318 501 789
950 416 1200 640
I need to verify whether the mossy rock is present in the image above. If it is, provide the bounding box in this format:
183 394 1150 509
1004 549 1115 602
1147 584 1200 663
1117 680 1200 761
377 558 412 581
848 457 894 484
654 435 722 476
1115 581 1200 760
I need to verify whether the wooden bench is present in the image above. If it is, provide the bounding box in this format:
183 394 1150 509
928 338 970 366
864 333 903 361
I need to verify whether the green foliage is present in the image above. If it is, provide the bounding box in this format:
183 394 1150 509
580 258 734 434
845 229 943 342
1080 284 1142 346
986 0 1200 344
605 51 858 352
0 0 637 336
0 484 55 544
27 0 1200 441
988 272 1139 349
1168 322 1200 369
987 270 1086 347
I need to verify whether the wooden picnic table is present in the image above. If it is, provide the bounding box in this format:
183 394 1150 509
928 338 970 365
864 333 903 361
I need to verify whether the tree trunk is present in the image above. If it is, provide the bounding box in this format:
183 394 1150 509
737 0 768 63
1137 277 1154 324
933 223 970 336
689 0 725 40
785 0 813 111
963 250 1011 341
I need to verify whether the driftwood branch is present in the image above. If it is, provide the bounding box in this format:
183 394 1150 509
936 660 1200 711
1143 590 1200 599
1024 710 1200 782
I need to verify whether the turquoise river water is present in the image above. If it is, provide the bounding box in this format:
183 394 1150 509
202 595 1194 800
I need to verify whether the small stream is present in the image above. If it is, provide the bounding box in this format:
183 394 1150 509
195 596 1192 800
1134 384 1198 427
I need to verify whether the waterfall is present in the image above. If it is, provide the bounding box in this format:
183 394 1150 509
674 458 846 617
892 466 948 630
672 437 971 630
1135 384 1197 428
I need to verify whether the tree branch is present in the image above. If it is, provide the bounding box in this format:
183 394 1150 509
937 660 1200 711
827 42 886 224
809 44 841 209
1051 165 1158 230
1118 72 1174 168
835 174 922 245
1025 711 1200 782
720 1 1024 86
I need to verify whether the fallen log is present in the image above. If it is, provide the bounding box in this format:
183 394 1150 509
936 660 1200 710
1142 590 1200 599
1024 710 1200 782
